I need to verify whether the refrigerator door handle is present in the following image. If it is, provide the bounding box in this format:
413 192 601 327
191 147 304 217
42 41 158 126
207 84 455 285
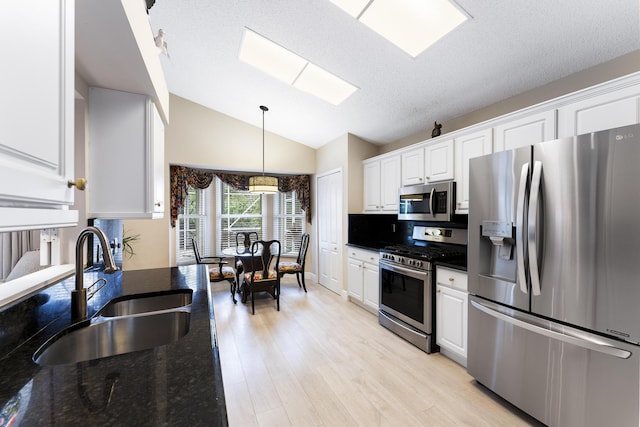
528 161 543 296
516 163 529 294
470 299 632 359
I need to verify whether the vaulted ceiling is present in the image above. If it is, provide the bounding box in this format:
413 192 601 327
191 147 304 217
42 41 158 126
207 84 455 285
149 0 640 148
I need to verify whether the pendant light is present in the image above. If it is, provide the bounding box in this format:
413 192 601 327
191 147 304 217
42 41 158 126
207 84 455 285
248 105 279 194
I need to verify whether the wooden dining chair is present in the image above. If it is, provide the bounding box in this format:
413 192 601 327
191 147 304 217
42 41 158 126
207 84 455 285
278 233 309 292
192 238 238 303
240 240 281 314
233 231 259 286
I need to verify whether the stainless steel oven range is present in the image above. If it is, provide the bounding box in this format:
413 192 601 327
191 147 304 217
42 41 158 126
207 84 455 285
378 226 466 353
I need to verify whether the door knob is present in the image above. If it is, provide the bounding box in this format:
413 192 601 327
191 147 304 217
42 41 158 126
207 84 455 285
67 178 87 191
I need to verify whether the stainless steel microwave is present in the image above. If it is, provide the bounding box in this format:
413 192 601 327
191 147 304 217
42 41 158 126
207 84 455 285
398 182 456 222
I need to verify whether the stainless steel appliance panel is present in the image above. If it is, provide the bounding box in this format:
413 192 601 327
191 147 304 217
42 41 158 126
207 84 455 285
379 261 431 333
468 148 530 311
398 181 455 222
469 296 639 427
531 127 640 343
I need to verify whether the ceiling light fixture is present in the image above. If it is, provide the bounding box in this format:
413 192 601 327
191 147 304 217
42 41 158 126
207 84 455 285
248 105 279 194
330 0 469 58
239 28 358 105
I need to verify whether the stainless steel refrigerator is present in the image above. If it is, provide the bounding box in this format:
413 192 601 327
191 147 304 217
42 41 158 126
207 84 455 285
467 123 640 427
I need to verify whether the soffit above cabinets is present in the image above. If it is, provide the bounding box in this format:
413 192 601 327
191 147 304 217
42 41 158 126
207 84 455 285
75 0 169 124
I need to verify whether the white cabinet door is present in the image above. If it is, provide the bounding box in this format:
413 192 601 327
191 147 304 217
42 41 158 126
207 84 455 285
424 139 454 183
364 155 400 212
362 262 379 310
151 105 165 215
380 155 400 211
347 247 379 312
347 259 364 300
317 170 342 295
88 87 165 219
363 160 381 211
0 1 78 230
401 147 425 186
454 129 493 212
436 284 468 363
558 86 640 138
494 110 557 152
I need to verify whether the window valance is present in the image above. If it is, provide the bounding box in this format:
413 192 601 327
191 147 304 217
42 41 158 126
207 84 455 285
170 166 312 227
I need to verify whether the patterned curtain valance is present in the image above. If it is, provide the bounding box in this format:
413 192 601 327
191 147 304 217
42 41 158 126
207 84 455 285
170 166 312 227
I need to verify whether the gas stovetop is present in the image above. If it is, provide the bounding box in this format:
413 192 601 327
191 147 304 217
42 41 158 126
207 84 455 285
381 244 466 260
380 244 466 270
379 226 467 271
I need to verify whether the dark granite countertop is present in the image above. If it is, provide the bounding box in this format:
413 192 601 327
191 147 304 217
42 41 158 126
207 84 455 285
435 259 468 272
0 265 227 426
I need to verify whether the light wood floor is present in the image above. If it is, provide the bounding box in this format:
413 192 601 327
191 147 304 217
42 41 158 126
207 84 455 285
211 277 542 427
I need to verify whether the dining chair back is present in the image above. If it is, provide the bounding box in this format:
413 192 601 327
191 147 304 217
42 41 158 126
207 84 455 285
241 240 281 314
192 238 237 302
278 233 309 292
235 231 259 253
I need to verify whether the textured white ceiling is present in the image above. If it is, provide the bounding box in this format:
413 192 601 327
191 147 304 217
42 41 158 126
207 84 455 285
149 0 639 148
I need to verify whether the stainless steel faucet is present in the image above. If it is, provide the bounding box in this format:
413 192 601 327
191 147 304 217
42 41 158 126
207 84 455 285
71 226 119 322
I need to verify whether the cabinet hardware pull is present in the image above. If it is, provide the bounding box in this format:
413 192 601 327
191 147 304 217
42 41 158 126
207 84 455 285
67 178 87 191
155 202 161 207
449 277 454 281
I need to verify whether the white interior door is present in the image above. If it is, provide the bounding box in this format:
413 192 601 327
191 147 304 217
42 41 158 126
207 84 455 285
317 170 342 294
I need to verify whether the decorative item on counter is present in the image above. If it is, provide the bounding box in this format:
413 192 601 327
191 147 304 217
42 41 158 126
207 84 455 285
431 121 442 138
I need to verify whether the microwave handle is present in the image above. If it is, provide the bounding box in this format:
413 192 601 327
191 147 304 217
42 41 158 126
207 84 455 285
429 187 436 217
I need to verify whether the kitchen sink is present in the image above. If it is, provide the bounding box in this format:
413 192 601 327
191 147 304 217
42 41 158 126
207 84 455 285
96 289 193 317
33 309 191 366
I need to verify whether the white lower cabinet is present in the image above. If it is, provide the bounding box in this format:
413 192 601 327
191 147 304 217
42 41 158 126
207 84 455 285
436 267 468 367
347 247 379 313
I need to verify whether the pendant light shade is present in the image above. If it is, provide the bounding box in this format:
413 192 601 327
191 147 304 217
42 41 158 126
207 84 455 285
249 105 279 194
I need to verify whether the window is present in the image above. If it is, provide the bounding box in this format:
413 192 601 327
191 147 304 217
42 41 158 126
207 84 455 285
176 187 209 263
274 191 305 255
217 181 264 252
216 179 305 255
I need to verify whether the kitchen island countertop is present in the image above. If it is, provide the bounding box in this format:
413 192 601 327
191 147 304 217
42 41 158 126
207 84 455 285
0 265 227 426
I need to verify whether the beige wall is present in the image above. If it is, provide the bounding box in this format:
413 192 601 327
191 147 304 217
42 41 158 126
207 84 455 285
381 50 640 154
123 95 317 270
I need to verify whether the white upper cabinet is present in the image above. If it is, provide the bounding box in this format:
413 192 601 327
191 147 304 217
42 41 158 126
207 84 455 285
424 139 454 183
494 110 557 152
401 147 425 186
364 155 401 212
76 0 169 123
0 0 78 231
558 85 640 138
454 128 493 212
88 88 164 219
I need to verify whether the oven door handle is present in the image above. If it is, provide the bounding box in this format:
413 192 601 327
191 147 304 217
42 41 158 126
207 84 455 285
379 260 428 281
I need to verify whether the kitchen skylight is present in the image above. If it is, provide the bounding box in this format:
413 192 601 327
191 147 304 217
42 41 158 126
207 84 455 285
239 28 358 105
330 0 468 58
